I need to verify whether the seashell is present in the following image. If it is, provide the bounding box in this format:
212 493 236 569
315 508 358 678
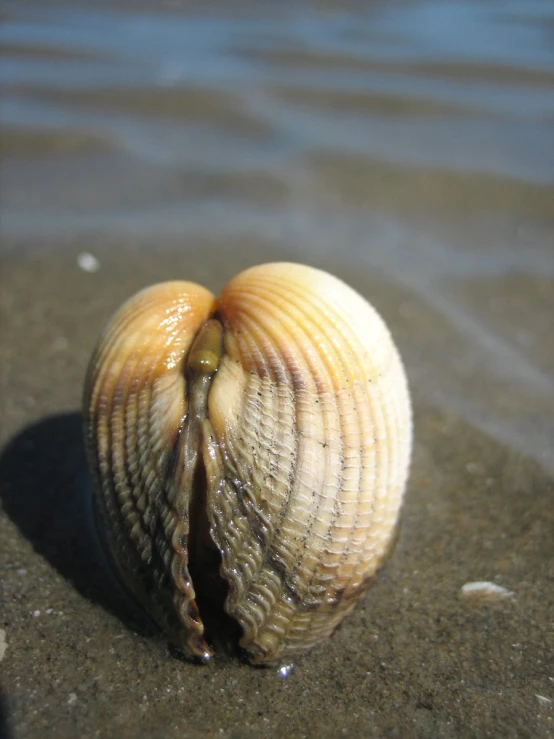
83 263 412 665
460 582 515 601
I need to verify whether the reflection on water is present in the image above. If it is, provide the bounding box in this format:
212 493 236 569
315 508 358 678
1 0 553 470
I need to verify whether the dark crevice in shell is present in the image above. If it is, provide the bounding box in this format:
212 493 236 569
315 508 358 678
181 316 242 659
187 453 242 659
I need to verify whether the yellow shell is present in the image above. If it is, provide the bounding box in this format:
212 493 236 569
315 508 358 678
84 263 412 664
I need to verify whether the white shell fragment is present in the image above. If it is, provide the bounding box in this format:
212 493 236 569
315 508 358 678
84 262 413 664
0 629 7 662
460 581 515 601
78 252 100 273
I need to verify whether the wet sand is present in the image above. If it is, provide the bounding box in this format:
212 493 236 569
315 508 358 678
1 1 554 737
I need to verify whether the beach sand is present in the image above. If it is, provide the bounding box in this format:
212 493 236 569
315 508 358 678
1 231 553 738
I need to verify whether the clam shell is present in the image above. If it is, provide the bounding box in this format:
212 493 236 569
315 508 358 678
84 263 412 664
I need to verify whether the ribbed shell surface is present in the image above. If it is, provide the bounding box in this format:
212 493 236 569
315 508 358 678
84 263 412 665
85 281 217 660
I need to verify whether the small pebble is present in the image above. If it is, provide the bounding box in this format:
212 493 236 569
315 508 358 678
277 663 294 678
67 693 78 706
51 336 68 352
78 252 100 273
460 581 515 601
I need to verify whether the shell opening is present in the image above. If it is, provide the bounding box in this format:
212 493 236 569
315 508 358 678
182 317 242 658
187 452 242 658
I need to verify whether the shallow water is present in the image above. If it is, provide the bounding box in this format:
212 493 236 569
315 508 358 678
1 1 553 737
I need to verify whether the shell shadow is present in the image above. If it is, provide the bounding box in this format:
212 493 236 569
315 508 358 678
0 412 155 639
0 684 13 739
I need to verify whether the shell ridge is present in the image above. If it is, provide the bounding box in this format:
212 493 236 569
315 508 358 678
85 282 216 660
106 338 154 559
98 343 182 642
212 347 285 642
222 307 324 591
219 267 409 659
124 337 207 655
204 397 269 640
217 284 354 659
213 302 322 652
247 271 392 386
352 361 411 588
90 285 197 398
126 313 200 643
256 272 408 606
230 284 356 609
